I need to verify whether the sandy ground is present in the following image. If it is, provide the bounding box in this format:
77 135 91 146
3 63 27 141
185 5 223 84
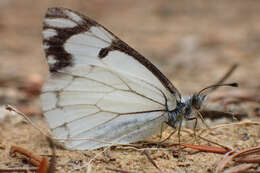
0 0 259 172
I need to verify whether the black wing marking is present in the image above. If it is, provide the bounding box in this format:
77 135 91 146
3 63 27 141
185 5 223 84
42 7 181 100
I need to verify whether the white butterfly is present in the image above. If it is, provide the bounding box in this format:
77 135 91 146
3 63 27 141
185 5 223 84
41 7 237 150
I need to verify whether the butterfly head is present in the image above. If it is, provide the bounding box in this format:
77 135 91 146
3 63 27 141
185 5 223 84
167 82 238 128
191 82 238 110
181 93 206 120
190 94 206 110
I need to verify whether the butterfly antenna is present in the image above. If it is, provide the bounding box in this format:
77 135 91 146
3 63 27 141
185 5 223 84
198 82 238 95
197 64 238 95
215 64 238 85
207 64 238 93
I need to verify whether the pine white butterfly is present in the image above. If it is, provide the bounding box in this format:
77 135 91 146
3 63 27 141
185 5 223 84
41 7 237 150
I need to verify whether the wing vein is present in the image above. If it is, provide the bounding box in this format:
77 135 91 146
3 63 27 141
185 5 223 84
66 110 167 138
65 41 106 49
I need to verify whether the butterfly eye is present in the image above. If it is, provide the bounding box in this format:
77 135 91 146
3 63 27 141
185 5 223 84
183 106 191 115
191 95 202 110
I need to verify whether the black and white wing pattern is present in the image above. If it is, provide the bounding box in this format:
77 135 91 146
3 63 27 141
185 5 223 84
41 7 181 150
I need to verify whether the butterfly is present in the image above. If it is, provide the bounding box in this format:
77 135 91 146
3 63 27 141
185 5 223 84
41 7 237 150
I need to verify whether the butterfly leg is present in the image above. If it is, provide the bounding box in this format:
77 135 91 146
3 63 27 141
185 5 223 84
196 110 210 129
186 116 199 144
9 145 50 172
177 115 184 153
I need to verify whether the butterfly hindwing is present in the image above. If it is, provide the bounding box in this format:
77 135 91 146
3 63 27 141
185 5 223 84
41 7 178 150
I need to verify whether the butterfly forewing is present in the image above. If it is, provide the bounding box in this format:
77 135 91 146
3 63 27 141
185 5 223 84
41 7 178 150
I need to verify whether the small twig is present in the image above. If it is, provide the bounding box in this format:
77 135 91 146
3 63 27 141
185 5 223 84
167 143 229 154
106 167 136 173
143 150 163 173
181 144 230 154
9 145 53 173
223 163 256 173
5 108 58 173
115 145 170 151
38 158 49 173
234 146 260 158
236 154 260 163
216 146 260 173
5 105 51 137
216 151 235 173
10 146 42 166
198 135 232 151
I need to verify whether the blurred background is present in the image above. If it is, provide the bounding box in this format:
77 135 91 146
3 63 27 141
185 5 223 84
0 0 259 172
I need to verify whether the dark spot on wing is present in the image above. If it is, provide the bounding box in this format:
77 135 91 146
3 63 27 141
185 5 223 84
98 47 109 58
